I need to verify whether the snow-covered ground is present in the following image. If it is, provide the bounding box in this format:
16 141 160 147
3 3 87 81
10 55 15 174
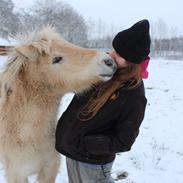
0 56 183 183
0 38 16 46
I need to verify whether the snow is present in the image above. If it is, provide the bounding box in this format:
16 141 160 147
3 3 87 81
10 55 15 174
0 56 183 183
0 38 14 46
0 56 7 66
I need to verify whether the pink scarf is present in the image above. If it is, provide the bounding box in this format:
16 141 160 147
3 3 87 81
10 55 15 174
140 56 150 79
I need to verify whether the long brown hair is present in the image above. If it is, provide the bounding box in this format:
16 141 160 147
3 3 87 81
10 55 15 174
78 62 141 121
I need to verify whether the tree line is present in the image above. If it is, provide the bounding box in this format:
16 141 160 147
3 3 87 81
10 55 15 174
0 0 183 59
0 0 88 46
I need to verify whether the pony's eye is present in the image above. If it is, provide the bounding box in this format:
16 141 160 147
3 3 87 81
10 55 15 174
52 57 63 64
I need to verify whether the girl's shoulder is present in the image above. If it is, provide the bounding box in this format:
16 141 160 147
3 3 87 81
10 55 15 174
117 80 147 111
118 79 145 99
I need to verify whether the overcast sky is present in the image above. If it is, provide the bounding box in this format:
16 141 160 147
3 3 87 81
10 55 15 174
12 0 183 37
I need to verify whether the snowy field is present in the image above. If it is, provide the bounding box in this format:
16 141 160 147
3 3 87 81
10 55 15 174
0 56 183 183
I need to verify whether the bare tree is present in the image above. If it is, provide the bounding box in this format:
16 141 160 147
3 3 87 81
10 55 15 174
155 18 168 56
18 0 88 46
156 18 168 39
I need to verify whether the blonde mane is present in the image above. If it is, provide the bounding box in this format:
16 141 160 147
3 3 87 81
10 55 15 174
0 26 63 98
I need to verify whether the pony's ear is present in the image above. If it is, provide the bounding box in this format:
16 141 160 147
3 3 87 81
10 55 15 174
15 45 39 61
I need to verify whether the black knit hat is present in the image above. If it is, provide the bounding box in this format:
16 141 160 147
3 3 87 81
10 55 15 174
112 19 151 64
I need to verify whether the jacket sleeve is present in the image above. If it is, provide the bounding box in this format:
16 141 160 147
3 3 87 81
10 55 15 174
83 96 147 156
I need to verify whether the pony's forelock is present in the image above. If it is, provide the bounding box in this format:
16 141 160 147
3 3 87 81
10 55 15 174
0 26 62 91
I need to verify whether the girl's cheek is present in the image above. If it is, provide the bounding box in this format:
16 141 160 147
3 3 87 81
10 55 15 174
116 58 128 68
109 52 115 59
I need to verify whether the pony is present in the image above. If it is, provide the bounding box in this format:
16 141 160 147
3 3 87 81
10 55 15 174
0 27 116 183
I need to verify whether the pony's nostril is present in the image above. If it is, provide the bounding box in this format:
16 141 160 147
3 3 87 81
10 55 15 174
104 59 114 67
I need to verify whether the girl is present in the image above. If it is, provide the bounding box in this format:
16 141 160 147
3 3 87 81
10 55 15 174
56 19 151 183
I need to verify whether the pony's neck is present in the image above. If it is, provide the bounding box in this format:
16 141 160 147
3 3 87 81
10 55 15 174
12 78 62 109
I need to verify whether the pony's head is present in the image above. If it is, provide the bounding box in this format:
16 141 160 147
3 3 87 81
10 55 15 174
1 26 116 96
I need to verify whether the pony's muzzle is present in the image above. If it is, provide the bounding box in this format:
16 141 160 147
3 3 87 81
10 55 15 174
99 58 117 81
103 58 117 72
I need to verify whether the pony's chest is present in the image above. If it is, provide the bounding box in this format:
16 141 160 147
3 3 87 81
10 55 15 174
0 103 57 144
